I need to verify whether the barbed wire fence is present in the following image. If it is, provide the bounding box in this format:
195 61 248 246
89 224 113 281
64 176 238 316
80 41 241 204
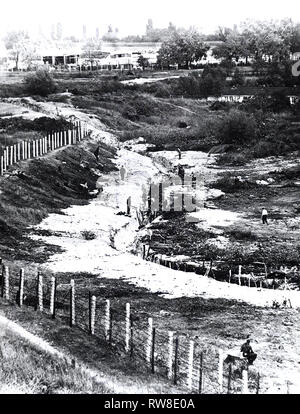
0 259 264 394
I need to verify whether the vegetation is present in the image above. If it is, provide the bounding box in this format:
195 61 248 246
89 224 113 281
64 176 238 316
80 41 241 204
0 331 110 394
24 69 57 96
157 29 208 69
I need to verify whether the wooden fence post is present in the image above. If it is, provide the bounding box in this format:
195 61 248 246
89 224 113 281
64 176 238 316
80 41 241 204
227 363 232 394
256 372 260 394
238 265 242 286
167 331 174 380
50 276 56 317
19 269 24 307
151 327 156 373
36 273 43 311
2 265 9 300
199 352 203 394
0 156 3 176
89 293 96 335
187 340 194 391
10 146 13 165
146 317 153 363
174 337 179 385
218 349 224 393
17 143 21 161
125 303 131 352
105 299 110 341
3 150 7 170
13 144 17 163
229 269 232 283
242 370 248 394
70 279 75 327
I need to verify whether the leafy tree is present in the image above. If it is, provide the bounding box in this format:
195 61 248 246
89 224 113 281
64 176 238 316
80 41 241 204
24 69 57 96
137 55 150 70
231 69 245 86
157 29 208 69
82 38 103 62
4 31 34 70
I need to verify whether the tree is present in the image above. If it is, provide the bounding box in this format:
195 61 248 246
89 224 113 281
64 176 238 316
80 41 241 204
4 31 33 70
157 29 208 69
137 55 149 70
82 38 103 61
24 69 57 96
231 69 245 86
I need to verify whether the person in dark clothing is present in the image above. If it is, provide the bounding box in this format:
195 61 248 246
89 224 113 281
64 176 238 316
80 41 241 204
127 196 131 216
261 208 268 225
120 165 126 181
177 148 182 160
94 146 100 161
241 339 257 365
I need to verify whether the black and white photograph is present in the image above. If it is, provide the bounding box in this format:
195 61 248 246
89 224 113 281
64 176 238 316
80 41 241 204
0 0 299 402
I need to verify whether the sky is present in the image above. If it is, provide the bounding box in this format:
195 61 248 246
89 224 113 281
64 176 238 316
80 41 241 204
0 0 300 38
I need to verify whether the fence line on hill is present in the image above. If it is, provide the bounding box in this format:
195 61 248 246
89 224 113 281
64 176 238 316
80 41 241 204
141 245 298 303
0 259 263 394
0 120 89 176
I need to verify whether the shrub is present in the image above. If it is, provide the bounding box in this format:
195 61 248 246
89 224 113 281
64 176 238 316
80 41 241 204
216 109 257 144
24 69 57 96
81 230 97 240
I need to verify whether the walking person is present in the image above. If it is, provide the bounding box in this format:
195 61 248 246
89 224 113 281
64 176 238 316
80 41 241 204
177 148 182 160
241 338 257 365
261 208 269 225
120 165 126 181
94 145 100 161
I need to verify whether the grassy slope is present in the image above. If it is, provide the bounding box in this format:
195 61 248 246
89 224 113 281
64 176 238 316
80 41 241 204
0 136 117 261
0 328 110 394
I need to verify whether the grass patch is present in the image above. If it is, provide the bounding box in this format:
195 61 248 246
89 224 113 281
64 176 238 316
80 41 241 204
0 329 110 394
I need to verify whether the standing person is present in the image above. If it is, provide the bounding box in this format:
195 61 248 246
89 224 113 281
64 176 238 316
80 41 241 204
127 196 131 216
240 339 257 365
261 208 268 225
177 148 182 160
94 145 100 161
120 165 126 181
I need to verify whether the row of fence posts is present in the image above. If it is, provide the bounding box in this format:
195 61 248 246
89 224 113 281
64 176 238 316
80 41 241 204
0 263 255 394
0 121 89 176
143 247 267 290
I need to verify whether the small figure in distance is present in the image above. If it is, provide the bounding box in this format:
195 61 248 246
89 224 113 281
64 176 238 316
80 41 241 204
120 165 126 181
240 338 257 365
261 207 268 225
177 148 182 160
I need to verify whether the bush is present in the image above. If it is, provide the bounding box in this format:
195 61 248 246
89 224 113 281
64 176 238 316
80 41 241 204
81 230 97 240
216 109 257 144
24 69 57 96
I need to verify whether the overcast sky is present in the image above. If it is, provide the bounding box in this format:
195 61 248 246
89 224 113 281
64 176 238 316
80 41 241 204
1 0 300 38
